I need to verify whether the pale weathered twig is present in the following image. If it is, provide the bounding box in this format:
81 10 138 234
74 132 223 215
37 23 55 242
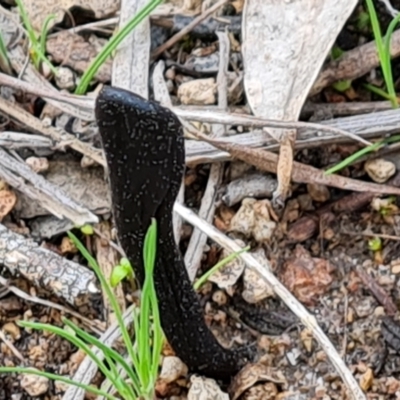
184 31 230 281
0 148 98 225
174 108 372 145
0 131 53 150
0 95 104 166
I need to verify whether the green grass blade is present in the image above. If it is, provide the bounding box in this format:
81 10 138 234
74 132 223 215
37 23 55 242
137 219 157 387
325 134 400 175
67 232 139 377
17 320 125 393
366 0 397 107
363 82 394 101
62 317 140 398
75 0 163 94
0 367 119 400
194 246 251 290
383 12 400 107
15 0 38 48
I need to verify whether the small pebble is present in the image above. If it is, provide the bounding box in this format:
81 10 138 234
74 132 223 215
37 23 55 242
55 67 76 91
307 183 330 202
25 157 49 173
159 356 188 384
365 158 396 183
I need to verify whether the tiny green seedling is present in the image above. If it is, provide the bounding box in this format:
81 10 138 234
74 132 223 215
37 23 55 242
330 46 352 93
368 236 382 251
80 224 94 236
111 257 135 288
364 0 400 108
15 0 57 75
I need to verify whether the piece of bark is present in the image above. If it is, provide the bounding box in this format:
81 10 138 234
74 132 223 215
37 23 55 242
0 223 98 306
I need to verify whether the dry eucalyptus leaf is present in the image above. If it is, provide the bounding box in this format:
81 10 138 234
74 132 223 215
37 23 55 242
242 0 358 202
280 245 334 306
360 368 374 391
15 161 109 219
242 249 274 303
208 239 246 290
188 375 229 400
46 31 112 83
0 189 16 221
25 0 120 32
229 363 286 400
365 158 396 183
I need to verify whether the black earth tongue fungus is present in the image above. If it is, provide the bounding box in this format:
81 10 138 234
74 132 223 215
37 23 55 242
95 86 248 380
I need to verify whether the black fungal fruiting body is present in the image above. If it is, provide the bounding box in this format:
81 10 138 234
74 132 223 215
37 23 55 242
95 86 243 380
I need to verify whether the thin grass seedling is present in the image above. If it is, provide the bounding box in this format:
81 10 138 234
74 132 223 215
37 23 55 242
194 246 251 290
364 0 400 107
325 134 400 175
75 0 163 94
0 219 163 400
15 0 57 75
